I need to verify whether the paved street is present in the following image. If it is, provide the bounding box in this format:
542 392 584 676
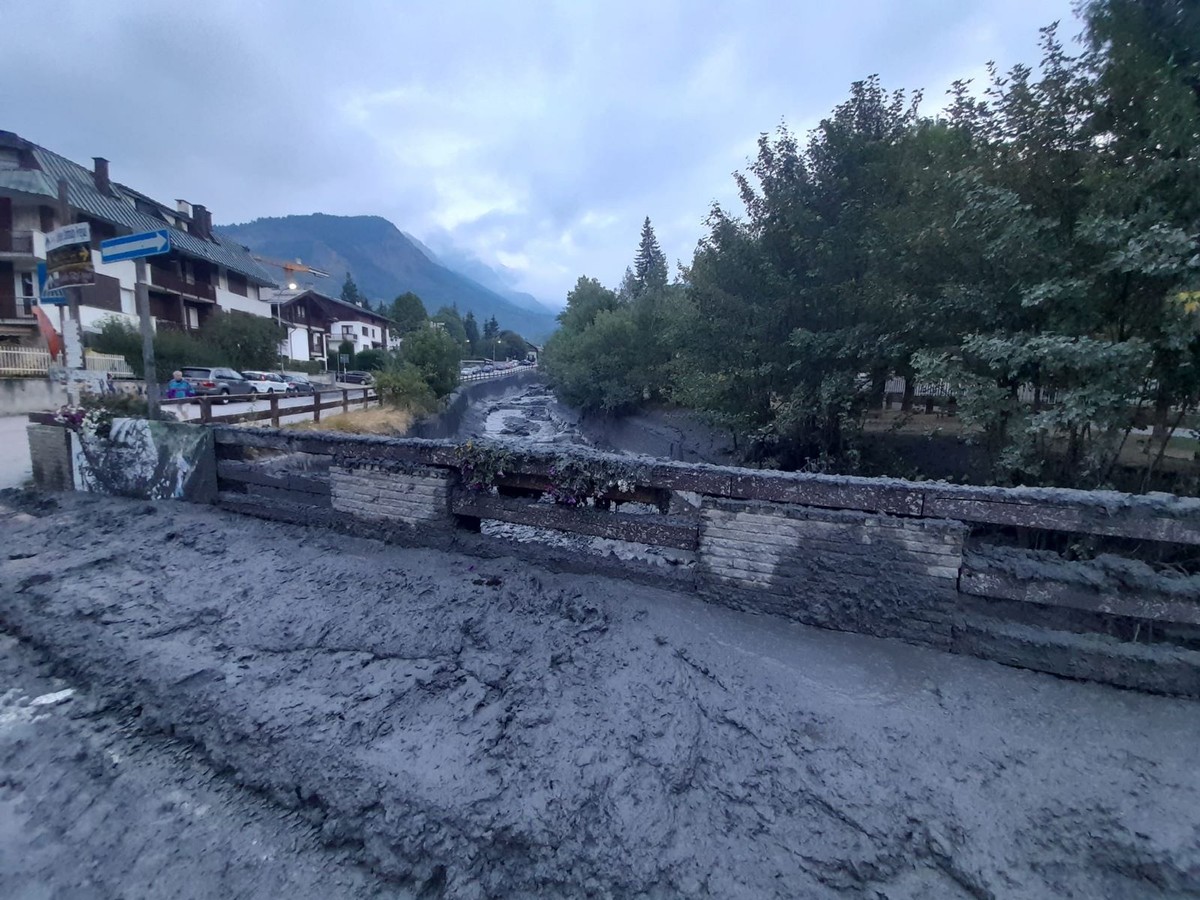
0 416 32 490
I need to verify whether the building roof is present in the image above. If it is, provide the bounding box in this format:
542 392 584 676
0 131 277 287
271 289 393 326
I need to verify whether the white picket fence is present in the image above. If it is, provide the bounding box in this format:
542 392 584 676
0 347 134 378
0 346 50 376
84 350 135 378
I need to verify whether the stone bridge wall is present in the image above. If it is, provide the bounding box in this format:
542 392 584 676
26 418 1200 696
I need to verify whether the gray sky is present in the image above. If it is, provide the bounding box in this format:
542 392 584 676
2 0 1076 307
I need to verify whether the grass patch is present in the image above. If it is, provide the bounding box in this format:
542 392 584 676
288 407 415 436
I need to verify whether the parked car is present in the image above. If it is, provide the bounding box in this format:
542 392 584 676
284 373 316 394
341 370 374 385
240 370 292 393
179 366 254 402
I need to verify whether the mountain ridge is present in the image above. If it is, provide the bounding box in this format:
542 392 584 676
218 214 558 341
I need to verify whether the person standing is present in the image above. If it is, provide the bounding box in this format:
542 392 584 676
165 371 192 400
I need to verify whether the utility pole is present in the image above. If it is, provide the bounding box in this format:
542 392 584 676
135 257 158 417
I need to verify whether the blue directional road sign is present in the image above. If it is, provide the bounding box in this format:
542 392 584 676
100 229 171 264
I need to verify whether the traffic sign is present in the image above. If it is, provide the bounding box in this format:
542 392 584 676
44 223 94 293
100 229 171 264
36 262 68 304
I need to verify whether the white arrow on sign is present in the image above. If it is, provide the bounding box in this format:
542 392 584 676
100 229 171 263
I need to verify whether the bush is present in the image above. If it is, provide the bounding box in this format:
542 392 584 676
354 348 387 371
373 364 438 414
285 359 327 375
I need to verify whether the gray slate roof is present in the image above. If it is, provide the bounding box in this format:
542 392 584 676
273 289 393 325
2 135 276 287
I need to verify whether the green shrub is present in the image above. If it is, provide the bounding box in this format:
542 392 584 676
354 348 387 371
373 364 439 414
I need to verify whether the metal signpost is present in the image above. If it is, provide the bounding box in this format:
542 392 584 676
45 222 93 397
101 229 172 417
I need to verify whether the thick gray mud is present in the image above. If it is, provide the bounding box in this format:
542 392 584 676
2 491 1199 898
0 629 408 899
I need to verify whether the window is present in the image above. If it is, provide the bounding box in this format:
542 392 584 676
227 272 248 297
361 325 368 336
342 325 354 336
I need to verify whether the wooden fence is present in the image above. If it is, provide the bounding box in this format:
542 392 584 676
208 426 1200 695
163 387 376 427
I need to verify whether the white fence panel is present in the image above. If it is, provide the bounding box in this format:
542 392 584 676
0 346 51 376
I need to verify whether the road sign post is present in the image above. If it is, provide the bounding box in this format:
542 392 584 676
99 229 170 264
100 230 172 417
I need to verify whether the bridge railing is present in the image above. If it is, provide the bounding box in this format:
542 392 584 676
201 425 1200 696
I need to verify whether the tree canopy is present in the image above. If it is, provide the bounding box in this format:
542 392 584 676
541 0 1200 491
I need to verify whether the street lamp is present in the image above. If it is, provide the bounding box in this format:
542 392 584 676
493 339 500 362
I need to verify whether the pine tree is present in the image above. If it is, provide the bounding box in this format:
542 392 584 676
341 272 364 307
633 217 668 297
482 315 500 340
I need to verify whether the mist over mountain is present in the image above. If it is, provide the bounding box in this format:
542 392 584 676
219 214 559 341
405 232 559 315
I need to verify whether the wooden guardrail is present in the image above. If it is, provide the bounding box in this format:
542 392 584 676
163 388 376 427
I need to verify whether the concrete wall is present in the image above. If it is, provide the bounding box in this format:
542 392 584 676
0 378 66 415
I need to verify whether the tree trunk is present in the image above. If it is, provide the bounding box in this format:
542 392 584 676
1152 390 1171 442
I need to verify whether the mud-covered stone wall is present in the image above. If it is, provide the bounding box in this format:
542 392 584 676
27 419 1200 696
699 500 965 648
331 462 450 526
25 423 71 491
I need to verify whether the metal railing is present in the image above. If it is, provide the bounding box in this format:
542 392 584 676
0 346 51 375
460 363 538 383
0 348 135 377
84 350 135 378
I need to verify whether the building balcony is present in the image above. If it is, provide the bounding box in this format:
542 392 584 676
0 229 36 258
150 267 216 302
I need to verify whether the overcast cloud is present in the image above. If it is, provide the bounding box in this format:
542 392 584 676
1 0 1076 306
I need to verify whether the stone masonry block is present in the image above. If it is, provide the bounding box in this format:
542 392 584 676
698 498 966 648
331 464 450 526
26 424 73 491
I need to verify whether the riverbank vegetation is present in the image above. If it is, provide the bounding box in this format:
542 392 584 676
542 0 1200 493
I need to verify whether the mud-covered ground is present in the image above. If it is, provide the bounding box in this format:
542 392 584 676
2 491 1199 898
0 632 407 899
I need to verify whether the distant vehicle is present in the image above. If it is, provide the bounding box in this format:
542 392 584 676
240 370 291 393
519 358 535 366
284 373 316 394
481 364 495 373
341 370 374 385
179 366 253 403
